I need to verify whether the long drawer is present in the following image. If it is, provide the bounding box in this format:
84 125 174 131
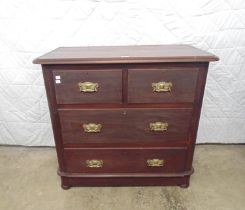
63 148 187 173
59 108 193 145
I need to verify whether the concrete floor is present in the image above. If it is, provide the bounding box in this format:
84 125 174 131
0 145 244 210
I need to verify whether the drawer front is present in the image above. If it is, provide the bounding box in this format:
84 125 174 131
59 108 192 145
128 68 198 103
63 148 187 173
53 69 122 104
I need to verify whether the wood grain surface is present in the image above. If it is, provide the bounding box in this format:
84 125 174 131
63 147 187 173
128 68 198 103
53 69 122 104
33 45 219 64
59 108 193 145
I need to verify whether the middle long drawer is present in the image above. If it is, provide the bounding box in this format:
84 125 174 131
59 108 193 145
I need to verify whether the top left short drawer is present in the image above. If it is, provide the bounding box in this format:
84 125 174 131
53 69 122 104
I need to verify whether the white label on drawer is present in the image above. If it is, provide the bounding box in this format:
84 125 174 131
55 79 61 84
55 75 61 79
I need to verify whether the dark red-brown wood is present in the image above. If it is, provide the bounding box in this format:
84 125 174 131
34 45 218 189
58 108 193 145
60 176 191 189
185 63 209 171
33 45 219 64
63 147 187 173
128 68 198 103
53 69 122 104
42 68 66 172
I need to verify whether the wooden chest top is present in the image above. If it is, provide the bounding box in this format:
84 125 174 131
33 45 218 64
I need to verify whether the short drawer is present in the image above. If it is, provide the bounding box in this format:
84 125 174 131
128 68 198 103
53 69 122 104
59 108 192 145
63 148 187 173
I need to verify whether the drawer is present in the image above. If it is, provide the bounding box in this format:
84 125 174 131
63 148 187 173
128 68 198 103
59 108 192 145
53 69 122 104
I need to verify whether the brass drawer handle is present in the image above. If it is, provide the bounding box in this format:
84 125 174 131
78 82 99 92
86 160 103 168
152 81 172 92
83 123 102 133
147 159 165 167
150 122 168 132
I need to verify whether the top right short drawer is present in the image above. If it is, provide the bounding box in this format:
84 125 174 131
128 68 199 103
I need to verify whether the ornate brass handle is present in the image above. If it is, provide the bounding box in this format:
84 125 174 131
78 82 99 92
150 122 168 132
83 123 102 133
86 160 103 168
147 159 165 167
152 81 172 92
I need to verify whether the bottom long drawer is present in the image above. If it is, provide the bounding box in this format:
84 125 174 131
63 148 187 174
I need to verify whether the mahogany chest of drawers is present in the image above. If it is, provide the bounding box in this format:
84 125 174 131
33 45 218 189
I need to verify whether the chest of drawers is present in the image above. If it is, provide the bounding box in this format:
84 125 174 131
33 45 218 189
